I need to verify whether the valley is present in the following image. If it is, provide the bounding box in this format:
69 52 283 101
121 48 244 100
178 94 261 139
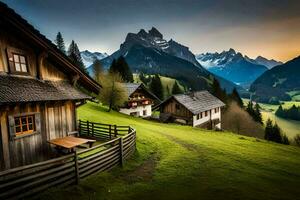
243 99 300 139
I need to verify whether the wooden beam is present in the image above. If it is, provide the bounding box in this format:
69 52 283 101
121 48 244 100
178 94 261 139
0 110 10 169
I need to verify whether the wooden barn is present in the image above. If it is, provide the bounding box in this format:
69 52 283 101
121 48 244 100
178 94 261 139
120 83 160 117
159 91 225 129
0 2 101 170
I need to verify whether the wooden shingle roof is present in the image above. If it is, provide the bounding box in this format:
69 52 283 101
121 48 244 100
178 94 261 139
123 83 161 102
0 75 91 105
161 91 225 114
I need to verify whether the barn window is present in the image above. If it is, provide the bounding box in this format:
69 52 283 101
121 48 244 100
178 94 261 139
12 53 28 73
14 115 35 136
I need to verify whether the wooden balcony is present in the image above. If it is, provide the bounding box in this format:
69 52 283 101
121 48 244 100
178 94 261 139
127 98 153 108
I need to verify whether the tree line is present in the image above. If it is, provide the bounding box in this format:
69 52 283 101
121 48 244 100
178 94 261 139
275 104 300 121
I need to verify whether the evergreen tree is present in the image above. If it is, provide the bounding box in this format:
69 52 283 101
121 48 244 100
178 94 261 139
272 123 283 143
275 105 284 117
211 78 227 103
150 75 163 100
172 81 182 95
109 57 133 82
67 40 85 71
264 118 273 141
109 59 118 74
230 88 243 108
55 32 66 54
92 59 103 83
254 103 263 124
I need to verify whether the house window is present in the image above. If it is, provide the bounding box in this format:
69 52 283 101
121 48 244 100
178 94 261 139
12 53 28 73
196 114 200 120
143 110 147 116
205 111 208 117
14 115 35 136
200 113 203 118
215 108 219 113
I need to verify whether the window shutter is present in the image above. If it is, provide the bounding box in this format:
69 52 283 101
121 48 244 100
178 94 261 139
8 115 15 141
6 48 15 73
35 113 41 133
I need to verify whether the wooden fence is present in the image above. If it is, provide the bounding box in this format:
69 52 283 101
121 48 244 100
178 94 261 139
0 121 136 200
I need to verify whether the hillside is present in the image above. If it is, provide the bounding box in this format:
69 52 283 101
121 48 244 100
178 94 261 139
39 102 300 200
250 56 300 103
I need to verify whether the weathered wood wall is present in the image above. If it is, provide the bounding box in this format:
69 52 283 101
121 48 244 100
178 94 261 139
162 98 193 119
0 101 76 169
0 16 79 170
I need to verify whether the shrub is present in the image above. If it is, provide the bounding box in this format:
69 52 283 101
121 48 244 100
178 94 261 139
282 134 290 145
294 134 300 146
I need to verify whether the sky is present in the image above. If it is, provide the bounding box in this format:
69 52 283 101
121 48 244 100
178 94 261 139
2 0 300 62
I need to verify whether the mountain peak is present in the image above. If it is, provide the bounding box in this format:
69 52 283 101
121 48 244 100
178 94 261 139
137 29 148 37
228 48 236 54
148 27 163 39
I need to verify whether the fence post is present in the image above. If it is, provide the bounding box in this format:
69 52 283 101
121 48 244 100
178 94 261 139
78 120 81 136
119 137 124 167
114 125 117 137
87 121 90 137
128 127 131 134
74 150 80 184
109 125 112 139
92 122 94 137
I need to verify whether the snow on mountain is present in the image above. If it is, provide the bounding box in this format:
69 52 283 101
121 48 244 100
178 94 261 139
81 50 108 68
195 49 268 87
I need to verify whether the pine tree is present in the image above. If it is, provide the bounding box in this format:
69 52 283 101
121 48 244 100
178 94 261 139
109 59 118 74
116 56 133 82
264 118 273 141
55 32 66 54
230 88 243 108
150 75 163 100
211 78 227 103
254 103 263 124
172 81 182 95
67 40 85 71
109 57 133 82
275 105 284 117
92 59 103 83
272 123 283 143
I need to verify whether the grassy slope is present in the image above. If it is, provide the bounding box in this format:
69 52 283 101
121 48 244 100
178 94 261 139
39 102 300 200
243 99 300 138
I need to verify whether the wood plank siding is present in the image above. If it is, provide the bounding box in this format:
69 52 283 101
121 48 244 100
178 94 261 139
0 101 76 169
162 98 193 121
0 3 100 170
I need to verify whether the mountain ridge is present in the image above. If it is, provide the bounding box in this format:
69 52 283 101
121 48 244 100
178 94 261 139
196 49 270 87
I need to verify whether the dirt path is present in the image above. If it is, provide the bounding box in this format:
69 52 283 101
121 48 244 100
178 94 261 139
120 153 159 184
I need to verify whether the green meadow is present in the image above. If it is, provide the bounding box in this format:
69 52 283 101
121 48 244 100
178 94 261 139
38 102 300 200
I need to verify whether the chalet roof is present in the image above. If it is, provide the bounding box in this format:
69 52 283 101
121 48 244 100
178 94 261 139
123 83 161 102
0 75 91 104
0 2 101 94
161 91 225 115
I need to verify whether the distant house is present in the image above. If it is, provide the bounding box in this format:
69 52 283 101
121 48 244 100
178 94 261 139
159 91 225 129
120 83 160 117
0 2 101 170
